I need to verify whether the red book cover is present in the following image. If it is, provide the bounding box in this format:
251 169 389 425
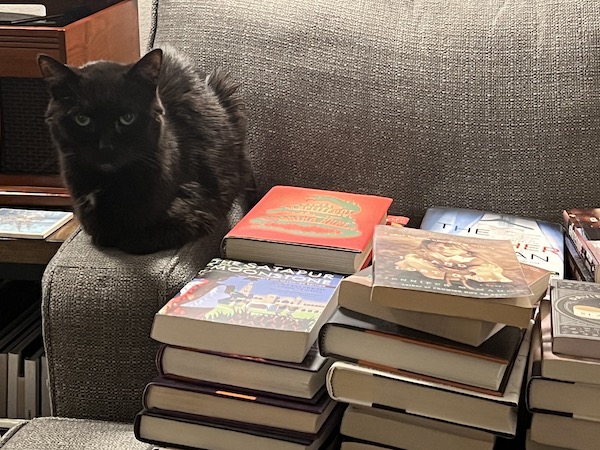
224 185 393 252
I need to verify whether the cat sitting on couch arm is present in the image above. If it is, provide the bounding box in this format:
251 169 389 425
37 48 257 255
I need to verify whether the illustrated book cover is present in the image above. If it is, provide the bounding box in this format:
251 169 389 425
420 206 564 280
319 307 523 393
134 403 345 450
371 226 550 328
564 234 594 282
150 258 344 363
527 316 600 422
157 343 332 399
538 299 600 385
338 267 505 346
0 208 73 239
550 279 600 359
142 376 337 434
326 319 533 437
221 185 393 274
563 210 600 282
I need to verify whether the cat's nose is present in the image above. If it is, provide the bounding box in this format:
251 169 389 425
99 139 113 151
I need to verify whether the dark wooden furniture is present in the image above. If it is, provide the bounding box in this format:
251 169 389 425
0 0 140 207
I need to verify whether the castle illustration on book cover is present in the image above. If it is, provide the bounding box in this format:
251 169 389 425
373 226 532 298
159 258 344 332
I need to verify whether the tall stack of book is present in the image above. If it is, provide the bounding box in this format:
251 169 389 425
563 209 599 282
320 225 552 450
135 185 395 450
526 279 600 450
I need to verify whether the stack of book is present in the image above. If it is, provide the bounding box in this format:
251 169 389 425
563 208 599 282
134 258 345 449
134 185 397 449
320 225 552 450
526 279 600 450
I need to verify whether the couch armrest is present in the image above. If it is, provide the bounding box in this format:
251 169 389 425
41 202 244 422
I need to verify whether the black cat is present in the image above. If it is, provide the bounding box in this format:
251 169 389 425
37 48 256 254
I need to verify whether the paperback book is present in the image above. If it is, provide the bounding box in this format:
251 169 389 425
157 343 332 399
371 226 550 328
150 258 343 363
338 267 505 346
538 300 600 385
221 185 393 274
527 317 600 422
421 206 564 279
319 307 523 392
326 319 533 437
340 405 496 450
550 279 600 359
0 208 72 239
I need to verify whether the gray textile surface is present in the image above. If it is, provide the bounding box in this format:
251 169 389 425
152 0 600 225
42 202 242 422
0 418 151 450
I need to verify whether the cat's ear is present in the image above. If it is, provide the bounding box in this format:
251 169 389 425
128 49 163 86
37 54 79 98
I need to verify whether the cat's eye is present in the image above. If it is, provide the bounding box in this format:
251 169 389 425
119 113 137 126
74 114 91 127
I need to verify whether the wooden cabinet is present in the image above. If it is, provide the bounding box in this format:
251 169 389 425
0 0 140 206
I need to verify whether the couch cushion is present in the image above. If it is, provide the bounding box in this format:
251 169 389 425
0 418 151 450
151 0 600 224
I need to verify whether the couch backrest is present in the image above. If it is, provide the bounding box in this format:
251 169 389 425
151 0 600 224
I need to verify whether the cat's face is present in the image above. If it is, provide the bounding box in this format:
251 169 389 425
38 50 164 173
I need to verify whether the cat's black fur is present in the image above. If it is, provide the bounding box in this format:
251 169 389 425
38 48 256 254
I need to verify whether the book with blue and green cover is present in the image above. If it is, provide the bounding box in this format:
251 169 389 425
151 258 344 363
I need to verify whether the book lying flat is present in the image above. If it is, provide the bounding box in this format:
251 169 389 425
134 404 345 450
371 226 551 328
340 405 495 450
550 279 600 359
143 376 337 434
421 206 564 280
529 412 600 450
157 343 332 399
151 258 343 363
527 315 600 422
538 300 600 389
326 319 533 437
221 185 393 274
319 307 523 392
338 268 505 346
0 208 72 239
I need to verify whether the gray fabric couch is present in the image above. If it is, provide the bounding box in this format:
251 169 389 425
29 0 600 434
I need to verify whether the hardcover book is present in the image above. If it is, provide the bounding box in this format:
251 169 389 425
221 185 393 274
564 234 594 282
340 405 496 450
150 258 344 363
563 210 600 282
326 319 533 437
371 226 550 328
157 343 332 399
550 279 600 359
134 404 345 450
319 307 523 392
421 206 564 279
538 300 600 385
142 376 337 434
0 208 73 239
338 267 505 346
529 412 600 450
527 317 600 422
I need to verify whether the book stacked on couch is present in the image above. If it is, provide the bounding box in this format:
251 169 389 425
135 185 396 450
525 280 600 450
134 258 345 450
321 225 551 450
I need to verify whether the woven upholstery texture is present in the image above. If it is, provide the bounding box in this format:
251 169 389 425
42 215 233 421
0 417 150 449
152 0 600 224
